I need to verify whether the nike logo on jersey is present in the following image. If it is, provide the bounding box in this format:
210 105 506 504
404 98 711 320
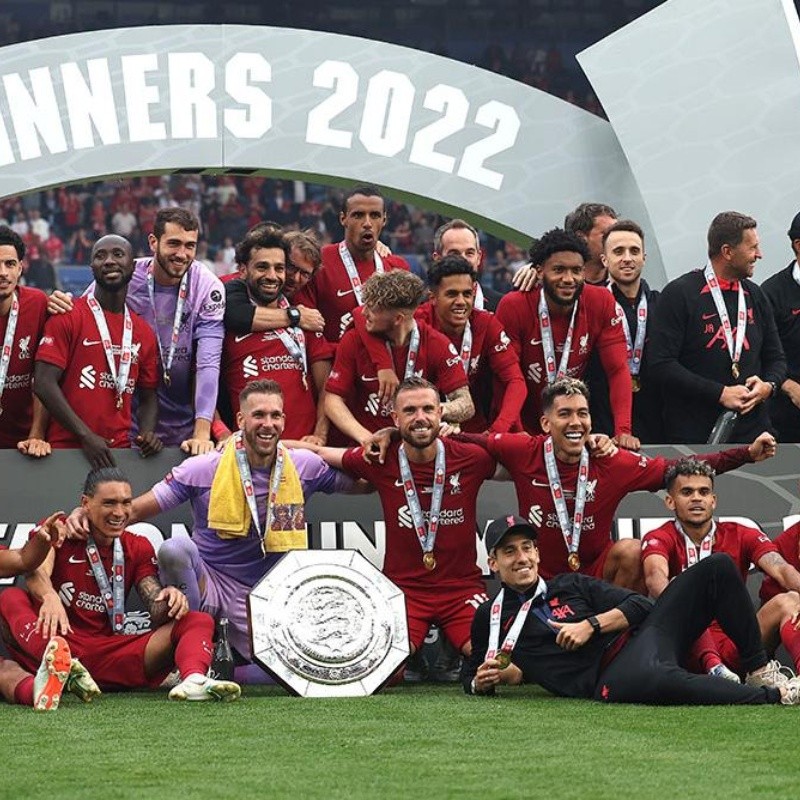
68 556 86 564
234 334 252 342
792 309 800 316
82 338 101 346
530 479 550 487
529 338 542 346
336 288 356 297
361 375 378 382
701 312 716 320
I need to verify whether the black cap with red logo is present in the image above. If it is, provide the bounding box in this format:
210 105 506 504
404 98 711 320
484 515 538 554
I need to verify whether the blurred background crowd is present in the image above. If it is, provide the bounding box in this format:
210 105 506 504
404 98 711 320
0 176 532 296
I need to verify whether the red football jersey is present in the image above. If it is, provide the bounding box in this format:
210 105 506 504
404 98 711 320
46 532 158 636
0 287 48 448
342 439 495 591
357 302 525 433
760 523 800 603
221 327 333 439
642 520 776 581
293 243 409 343
495 284 631 435
326 321 467 440
485 433 752 579
36 297 159 448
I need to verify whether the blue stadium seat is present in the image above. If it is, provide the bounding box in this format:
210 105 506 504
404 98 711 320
55 265 93 296
399 253 426 280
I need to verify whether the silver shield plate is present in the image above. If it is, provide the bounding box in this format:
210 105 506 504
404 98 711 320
248 550 409 696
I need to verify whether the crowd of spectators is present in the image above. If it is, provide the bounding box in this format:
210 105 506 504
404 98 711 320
0 176 524 296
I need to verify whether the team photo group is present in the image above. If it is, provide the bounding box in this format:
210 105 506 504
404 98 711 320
3 185 800 710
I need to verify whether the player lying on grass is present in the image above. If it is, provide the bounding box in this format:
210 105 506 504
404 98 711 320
0 467 241 710
464 516 800 705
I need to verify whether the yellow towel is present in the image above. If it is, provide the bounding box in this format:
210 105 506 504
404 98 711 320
208 438 307 553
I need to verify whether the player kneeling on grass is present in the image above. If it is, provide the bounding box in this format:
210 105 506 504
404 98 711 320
463 516 800 705
0 467 241 710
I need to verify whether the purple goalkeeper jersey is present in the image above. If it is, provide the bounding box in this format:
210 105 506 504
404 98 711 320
88 258 225 445
151 447 354 586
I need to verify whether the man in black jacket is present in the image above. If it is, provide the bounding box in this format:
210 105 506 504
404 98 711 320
761 211 800 442
649 212 785 443
463 516 799 705
586 219 663 443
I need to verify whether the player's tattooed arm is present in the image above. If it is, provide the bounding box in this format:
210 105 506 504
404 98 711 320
758 550 800 594
138 575 169 625
441 386 475 424
137 575 188 626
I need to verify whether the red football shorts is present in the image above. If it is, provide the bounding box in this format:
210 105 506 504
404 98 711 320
401 582 489 652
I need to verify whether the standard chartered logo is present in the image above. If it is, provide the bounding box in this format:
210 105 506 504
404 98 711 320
242 355 259 379
366 393 382 416
79 365 96 390
397 505 465 528
58 581 75 606
397 505 413 528
527 363 542 384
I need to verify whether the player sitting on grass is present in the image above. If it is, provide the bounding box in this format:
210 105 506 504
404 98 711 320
0 467 241 710
642 458 800 683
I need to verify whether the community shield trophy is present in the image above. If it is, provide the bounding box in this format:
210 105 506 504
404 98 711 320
248 550 410 696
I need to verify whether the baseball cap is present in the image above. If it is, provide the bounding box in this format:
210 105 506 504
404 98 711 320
484 515 538 554
788 212 800 240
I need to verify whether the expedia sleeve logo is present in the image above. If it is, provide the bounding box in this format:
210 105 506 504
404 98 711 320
202 288 225 314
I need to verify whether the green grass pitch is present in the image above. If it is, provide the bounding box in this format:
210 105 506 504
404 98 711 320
3 684 798 800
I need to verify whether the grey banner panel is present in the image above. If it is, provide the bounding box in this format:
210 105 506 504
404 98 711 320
579 0 800 283
0 24 663 280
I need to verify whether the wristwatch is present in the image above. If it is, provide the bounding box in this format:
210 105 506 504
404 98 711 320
586 616 602 637
286 306 301 328
768 381 779 397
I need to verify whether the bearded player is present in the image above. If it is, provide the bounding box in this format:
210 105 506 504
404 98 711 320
312 377 499 659
0 468 241 706
47 207 225 455
34 235 162 468
496 228 635 448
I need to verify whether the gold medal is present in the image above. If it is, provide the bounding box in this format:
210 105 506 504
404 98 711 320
423 552 437 570
732 362 740 380
631 376 641 393
302 373 309 392
116 395 123 409
163 371 171 387
567 552 581 571
495 651 511 669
